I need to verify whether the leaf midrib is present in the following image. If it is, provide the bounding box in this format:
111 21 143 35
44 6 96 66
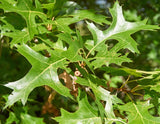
23 58 66 100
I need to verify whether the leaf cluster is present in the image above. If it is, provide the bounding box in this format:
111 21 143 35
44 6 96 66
0 0 160 123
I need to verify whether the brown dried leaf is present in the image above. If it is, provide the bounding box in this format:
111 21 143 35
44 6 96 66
59 71 73 90
42 101 59 116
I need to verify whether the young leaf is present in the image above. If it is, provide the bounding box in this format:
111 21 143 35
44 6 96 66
4 44 73 108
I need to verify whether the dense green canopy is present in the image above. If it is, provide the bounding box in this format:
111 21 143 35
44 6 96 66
0 0 160 123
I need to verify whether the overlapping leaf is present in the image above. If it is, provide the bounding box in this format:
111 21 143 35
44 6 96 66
86 1 159 68
6 112 45 124
3 30 30 47
71 10 110 25
88 43 132 68
57 31 84 62
51 9 110 33
54 90 125 124
21 113 45 124
138 72 160 93
54 90 102 124
6 112 19 124
119 102 160 124
2 0 160 123
4 44 72 108
0 17 15 35
76 74 123 120
101 66 143 77
0 0 47 46
87 1 159 53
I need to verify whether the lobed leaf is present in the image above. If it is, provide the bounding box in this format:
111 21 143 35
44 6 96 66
76 75 123 120
119 102 160 124
86 1 159 67
54 90 102 124
20 113 45 124
4 44 73 108
6 111 45 124
0 0 47 43
54 90 125 124
51 9 110 34
87 1 159 53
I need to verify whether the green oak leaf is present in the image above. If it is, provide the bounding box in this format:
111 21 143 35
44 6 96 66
31 43 49 52
101 66 143 77
21 113 45 124
34 36 55 48
3 30 30 47
6 112 45 124
4 44 72 108
70 10 110 25
84 40 95 55
1 11 26 30
76 75 123 119
57 31 84 62
42 2 56 18
150 84 160 93
51 9 110 34
138 73 160 93
42 0 67 18
119 102 160 124
55 90 125 124
143 90 160 117
54 90 102 124
0 17 15 35
0 0 47 39
86 1 159 68
6 112 19 124
86 1 159 55
88 43 132 68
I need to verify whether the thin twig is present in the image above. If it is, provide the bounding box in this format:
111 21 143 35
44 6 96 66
120 75 130 89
